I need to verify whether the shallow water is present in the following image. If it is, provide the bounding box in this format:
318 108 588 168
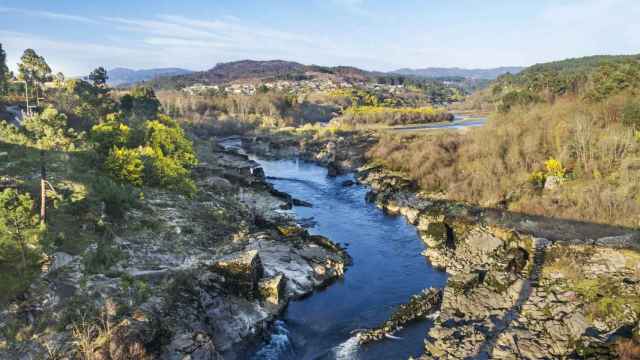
250 156 448 360
391 115 487 132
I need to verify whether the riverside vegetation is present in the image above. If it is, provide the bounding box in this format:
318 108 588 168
0 46 349 358
2 41 640 359
204 54 640 358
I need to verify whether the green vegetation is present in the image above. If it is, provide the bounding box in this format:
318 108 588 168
54 78 117 129
91 110 198 193
0 46 197 304
0 44 10 96
0 189 42 271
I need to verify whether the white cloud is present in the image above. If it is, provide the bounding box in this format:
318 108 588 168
0 30 152 75
0 6 98 24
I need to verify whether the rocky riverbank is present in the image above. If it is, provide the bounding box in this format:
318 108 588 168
0 139 349 359
358 163 640 359
241 130 376 176
239 130 640 358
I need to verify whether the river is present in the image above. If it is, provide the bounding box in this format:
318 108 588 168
248 156 448 359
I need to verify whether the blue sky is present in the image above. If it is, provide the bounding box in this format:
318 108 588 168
1 0 639 75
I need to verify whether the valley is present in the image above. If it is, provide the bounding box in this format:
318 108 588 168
1 5 640 358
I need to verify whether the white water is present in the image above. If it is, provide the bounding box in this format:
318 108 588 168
333 336 361 360
252 321 295 359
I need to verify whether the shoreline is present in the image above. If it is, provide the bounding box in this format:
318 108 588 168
241 130 640 359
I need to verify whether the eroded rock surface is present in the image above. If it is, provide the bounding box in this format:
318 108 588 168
0 139 349 360
357 163 640 359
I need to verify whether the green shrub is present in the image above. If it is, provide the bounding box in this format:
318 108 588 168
90 115 130 157
105 147 145 186
91 176 139 219
142 149 196 194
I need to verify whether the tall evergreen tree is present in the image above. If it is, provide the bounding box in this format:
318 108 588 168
0 44 9 95
18 49 51 107
88 66 108 88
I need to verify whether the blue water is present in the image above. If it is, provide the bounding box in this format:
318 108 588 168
251 157 448 360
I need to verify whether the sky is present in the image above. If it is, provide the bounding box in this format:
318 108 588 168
0 0 639 76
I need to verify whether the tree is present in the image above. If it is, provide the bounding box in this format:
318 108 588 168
22 106 81 225
0 44 9 95
57 79 117 129
23 106 81 151
88 67 108 88
120 86 161 122
54 72 65 87
18 49 51 107
0 189 41 271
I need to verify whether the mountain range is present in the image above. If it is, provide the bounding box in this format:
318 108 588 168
109 61 525 88
106 67 194 86
391 66 524 80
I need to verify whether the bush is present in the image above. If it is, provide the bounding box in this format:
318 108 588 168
92 111 197 194
105 147 145 186
622 99 640 129
143 149 196 194
340 106 454 126
544 158 566 178
23 106 82 151
91 176 139 219
90 114 130 157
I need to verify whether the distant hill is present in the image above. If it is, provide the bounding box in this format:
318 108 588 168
391 67 524 80
516 54 640 79
105 68 194 86
147 60 381 89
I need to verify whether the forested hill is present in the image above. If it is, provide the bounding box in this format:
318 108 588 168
491 53 640 108
147 60 381 89
518 54 640 77
392 66 524 79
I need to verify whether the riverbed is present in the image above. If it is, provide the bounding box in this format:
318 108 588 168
249 156 447 359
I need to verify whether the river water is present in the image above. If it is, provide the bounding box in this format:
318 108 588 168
249 156 448 360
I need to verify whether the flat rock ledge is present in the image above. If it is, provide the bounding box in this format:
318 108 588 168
357 288 442 344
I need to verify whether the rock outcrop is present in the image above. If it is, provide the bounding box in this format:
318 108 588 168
357 162 640 359
357 288 442 344
0 140 350 360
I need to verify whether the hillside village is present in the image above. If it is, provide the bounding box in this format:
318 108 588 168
182 78 407 97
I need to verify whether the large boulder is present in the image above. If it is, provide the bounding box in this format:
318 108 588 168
211 250 264 300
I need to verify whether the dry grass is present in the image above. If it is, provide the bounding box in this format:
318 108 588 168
616 339 640 360
368 96 640 227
